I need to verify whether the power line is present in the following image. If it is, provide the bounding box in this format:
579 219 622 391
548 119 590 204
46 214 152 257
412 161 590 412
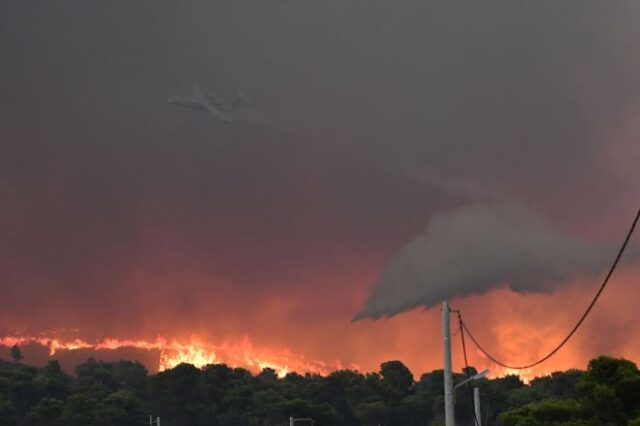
457 311 480 426
461 206 640 370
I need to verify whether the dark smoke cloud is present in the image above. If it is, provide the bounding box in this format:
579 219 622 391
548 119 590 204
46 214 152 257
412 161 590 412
354 202 628 320
0 1 639 344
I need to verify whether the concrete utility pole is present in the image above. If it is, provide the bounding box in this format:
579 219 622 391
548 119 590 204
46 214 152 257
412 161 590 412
474 387 482 426
442 301 455 426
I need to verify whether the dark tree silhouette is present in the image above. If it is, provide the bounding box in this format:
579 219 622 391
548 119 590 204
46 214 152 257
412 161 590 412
10 345 23 363
0 354 639 425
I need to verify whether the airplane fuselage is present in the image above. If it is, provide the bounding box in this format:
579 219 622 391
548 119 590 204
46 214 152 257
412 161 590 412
167 96 232 123
167 96 208 111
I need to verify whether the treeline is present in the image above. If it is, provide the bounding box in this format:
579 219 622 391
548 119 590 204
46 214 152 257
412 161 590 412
1 352 640 425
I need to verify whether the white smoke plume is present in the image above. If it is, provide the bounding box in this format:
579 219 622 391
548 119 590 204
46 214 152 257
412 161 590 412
354 202 618 320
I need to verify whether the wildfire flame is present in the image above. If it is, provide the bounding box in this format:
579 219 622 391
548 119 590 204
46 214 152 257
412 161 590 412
0 335 335 378
493 366 536 383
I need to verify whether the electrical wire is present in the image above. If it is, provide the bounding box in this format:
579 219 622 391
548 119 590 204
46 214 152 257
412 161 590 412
461 206 640 370
458 311 481 426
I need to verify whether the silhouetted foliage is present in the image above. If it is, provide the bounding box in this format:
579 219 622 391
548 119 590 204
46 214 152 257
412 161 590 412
9 346 22 364
1 355 640 425
499 356 640 426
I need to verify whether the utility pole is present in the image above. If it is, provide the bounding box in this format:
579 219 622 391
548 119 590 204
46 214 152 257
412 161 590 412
442 301 455 426
474 387 482 426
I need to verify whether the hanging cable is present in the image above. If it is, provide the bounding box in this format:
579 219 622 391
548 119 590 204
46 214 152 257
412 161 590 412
458 311 481 426
461 206 640 370
457 312 470 374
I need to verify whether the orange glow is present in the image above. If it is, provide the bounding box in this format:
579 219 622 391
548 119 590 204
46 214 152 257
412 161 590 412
0 335 331 378
2 267 640 381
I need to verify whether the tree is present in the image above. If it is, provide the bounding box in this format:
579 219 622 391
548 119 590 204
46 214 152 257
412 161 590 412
5 353 640 426
0 396 18 426
353 400 388 426
484 374 526 423
151 363 208 425
101 390 147 426
33 360 71 401
73 358 121 400
61 394 104 426
10 345 23 363
257 367 278 385
27 397 65 426
530 370 584 401
577 356 640 425
380 360 414 402
498 398 584 426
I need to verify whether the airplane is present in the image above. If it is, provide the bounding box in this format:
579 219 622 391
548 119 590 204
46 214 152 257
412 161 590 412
167 85 250 123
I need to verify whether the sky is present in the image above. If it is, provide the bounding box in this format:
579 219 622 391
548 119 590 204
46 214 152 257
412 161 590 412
1 1 640 379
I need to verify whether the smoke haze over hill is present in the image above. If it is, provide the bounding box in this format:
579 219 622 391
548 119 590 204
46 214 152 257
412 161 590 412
1 1 640 376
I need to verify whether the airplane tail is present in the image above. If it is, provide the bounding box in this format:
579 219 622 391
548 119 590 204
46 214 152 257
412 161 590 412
230 92 252 110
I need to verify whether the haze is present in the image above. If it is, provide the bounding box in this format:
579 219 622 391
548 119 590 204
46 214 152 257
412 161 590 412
1 1 639 378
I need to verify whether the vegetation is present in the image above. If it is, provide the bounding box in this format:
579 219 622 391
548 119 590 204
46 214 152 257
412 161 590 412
1 353 640 425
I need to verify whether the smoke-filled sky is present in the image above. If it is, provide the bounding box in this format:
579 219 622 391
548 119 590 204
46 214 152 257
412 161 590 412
1 1 640 378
